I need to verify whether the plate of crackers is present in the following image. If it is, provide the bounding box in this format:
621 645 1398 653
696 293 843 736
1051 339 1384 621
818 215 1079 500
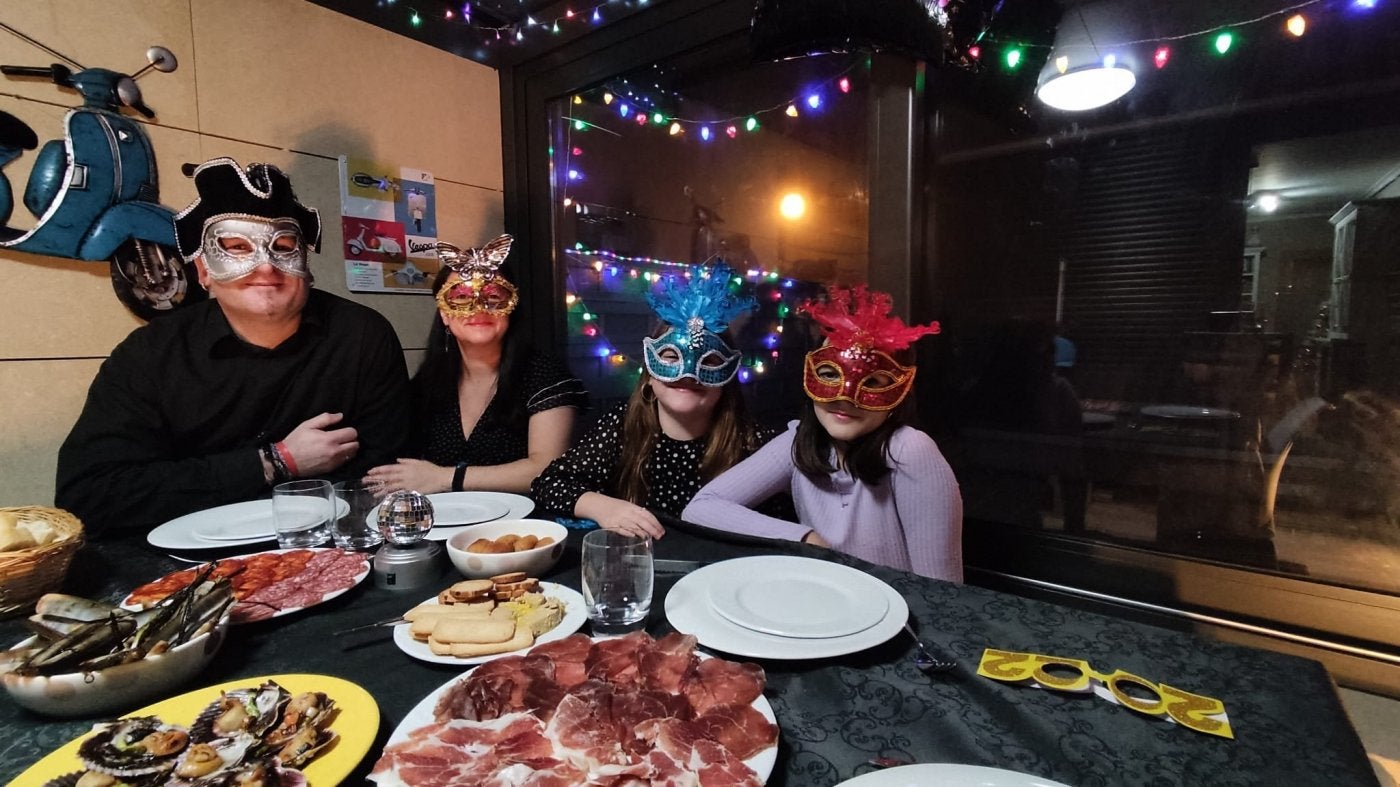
392 572 587 665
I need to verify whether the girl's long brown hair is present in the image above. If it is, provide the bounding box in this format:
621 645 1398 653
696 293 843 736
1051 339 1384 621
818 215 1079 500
615 370 757 505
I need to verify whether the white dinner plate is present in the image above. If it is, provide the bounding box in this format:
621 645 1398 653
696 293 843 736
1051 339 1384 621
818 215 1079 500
705 556 890 639
836 763 1073 787
1139 404 1240 420
368 492 534 541
148 498 349 550
379 646 777 784
666 557 907 660
393 582 588 665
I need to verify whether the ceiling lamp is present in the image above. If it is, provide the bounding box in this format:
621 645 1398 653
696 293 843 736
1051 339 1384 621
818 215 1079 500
1036 1 1139 112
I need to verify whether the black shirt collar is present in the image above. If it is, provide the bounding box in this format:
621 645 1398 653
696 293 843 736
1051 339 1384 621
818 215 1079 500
206 289 328 357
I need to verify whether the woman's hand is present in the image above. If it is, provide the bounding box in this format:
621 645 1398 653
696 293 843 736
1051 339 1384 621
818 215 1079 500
363 459 453 495
801 529 830 548
577 493 665 539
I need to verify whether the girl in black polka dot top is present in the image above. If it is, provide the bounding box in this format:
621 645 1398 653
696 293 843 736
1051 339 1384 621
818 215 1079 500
531 263 772 538
368 238 586 494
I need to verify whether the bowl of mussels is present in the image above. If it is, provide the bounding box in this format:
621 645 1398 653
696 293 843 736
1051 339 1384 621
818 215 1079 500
1 566 234 717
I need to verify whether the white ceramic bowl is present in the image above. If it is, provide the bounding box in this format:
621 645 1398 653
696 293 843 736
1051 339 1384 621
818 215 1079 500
445 518 568 579
2 616 230 717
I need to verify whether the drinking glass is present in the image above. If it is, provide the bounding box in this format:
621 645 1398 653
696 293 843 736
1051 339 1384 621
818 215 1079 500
581 530 653 634
332 480 385 551
272 479 334 548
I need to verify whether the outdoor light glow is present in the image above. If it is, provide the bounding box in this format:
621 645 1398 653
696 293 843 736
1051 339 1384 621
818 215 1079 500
603 92 614 104
968 45 981 60
619 103 630 117
572 147 583 156
806 93 821 109
592 8 601 22
779 192 806 220
1005 48 1023 68
635 113 647 125
1214 32 1234 54
785 104 799 117
1256 193 1281 213
1354 0 1377 8
573 95 582 105
700 126 712 141
568 169 580 180
1037 65 1136 111
1056 56 1069 74
745 116 759 132
1103 54 1117 68
839 77 851 93
573 119 585 131
1286 14 1307 36
669 121 682 135
652 112 665 124
726 125 738 138
1154 46 1170 69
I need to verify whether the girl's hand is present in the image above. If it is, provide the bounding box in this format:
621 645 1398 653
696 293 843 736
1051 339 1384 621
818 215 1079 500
585 495 665 539
364 459 453 495
801 529 830 548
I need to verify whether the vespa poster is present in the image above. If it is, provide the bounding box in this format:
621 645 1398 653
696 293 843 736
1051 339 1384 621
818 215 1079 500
337 156 439 293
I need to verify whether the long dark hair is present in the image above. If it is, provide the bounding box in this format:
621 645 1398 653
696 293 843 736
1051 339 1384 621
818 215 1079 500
615 338 760 505
792 353 918 484
411 266 530 429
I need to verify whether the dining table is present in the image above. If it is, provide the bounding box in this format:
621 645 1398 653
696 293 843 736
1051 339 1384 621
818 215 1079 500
0 513 1379 786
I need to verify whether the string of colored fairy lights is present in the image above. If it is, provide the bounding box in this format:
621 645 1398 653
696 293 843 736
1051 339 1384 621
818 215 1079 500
563 246 807 384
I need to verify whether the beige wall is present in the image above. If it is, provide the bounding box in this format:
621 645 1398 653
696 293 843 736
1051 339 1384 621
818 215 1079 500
0 0 502 506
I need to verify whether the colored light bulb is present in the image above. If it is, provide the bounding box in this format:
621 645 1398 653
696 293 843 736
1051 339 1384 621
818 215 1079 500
1154 46 1170 69
838 77 851 93
1214 32 1233 54
1286 14 1306 36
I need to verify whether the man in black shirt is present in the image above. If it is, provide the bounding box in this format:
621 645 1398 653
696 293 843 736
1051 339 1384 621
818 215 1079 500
56 158 410 534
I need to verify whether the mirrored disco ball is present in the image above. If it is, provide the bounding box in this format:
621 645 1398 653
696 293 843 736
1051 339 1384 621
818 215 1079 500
378 490 434 546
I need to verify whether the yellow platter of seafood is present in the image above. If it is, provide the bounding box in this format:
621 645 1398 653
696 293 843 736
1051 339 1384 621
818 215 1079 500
14 673 377 786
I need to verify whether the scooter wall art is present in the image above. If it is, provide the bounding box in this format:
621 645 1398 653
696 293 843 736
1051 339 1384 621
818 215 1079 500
0 35 203 321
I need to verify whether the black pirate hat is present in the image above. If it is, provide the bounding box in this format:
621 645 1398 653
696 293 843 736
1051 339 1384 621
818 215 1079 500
174 157 322 262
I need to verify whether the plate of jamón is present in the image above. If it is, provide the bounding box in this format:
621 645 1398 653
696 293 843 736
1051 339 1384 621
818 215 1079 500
123 548 370 624
392 573 587 665
371 631 779 786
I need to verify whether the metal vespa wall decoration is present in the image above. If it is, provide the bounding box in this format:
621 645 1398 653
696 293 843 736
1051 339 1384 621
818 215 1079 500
0 26 204 320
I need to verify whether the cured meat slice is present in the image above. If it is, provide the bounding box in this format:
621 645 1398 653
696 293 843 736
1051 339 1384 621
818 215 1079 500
586 630 650 685
529 634 592 687
544 681 638 769
682 658 765 716
639 632 699 694
692 739 763 787
692 703 779 761
373 714 573 787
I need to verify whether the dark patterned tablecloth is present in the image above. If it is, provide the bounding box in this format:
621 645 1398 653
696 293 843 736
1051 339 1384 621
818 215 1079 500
0 523 1377 786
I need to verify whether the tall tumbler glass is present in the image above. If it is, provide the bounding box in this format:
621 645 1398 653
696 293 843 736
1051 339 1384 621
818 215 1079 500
581 530 653 635
272 479 334 549
332 480 385 551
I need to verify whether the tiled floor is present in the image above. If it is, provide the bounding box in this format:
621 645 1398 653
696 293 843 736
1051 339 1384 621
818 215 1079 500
1339 688 1400 786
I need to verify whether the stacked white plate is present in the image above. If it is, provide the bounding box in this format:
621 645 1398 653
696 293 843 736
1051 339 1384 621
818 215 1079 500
664 555 907 659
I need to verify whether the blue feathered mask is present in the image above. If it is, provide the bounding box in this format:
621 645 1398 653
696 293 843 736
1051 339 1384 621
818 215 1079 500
642 264 756 387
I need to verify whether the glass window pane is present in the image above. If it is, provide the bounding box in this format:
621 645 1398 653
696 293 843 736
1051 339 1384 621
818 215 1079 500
930 4 1400 596
548 42 868 422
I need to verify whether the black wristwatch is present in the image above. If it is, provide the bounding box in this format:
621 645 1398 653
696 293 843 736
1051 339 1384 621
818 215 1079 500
452 462 469 492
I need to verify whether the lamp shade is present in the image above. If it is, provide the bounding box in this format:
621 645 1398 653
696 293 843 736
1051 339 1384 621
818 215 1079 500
1036 0 1140 111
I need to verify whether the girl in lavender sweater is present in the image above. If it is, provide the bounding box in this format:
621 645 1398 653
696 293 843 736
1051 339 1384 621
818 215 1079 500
683 285 963 582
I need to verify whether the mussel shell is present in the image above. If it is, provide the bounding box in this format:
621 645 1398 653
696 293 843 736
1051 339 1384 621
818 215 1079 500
189 681 289 743
76 716 188 778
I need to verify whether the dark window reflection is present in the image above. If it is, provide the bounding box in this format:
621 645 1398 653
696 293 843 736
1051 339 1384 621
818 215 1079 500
928 2 1400 596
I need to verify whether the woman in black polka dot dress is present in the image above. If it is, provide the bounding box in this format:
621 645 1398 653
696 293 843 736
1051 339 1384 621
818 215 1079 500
530 263 774 538
368 239 586 494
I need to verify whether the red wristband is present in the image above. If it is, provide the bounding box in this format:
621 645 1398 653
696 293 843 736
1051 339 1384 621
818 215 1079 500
274 441 300 478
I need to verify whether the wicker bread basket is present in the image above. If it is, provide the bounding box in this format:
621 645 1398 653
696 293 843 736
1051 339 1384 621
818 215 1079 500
0 506 84 617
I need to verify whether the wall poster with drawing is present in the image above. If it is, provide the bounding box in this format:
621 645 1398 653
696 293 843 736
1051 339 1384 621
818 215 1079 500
338 156 439 293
